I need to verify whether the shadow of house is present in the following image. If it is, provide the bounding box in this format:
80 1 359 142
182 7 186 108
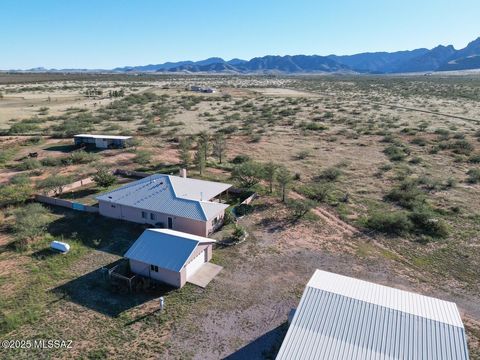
43 144 78 153
223 323 288 360
43 144 104 154
51 260 175 317
46 207 145 256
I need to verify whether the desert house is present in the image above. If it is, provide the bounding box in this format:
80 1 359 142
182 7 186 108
96 173 231 237
74 134 132 149
276 269 469 360
124 228 216 288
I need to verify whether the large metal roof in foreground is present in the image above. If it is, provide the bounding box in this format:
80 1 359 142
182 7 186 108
276 270 469 360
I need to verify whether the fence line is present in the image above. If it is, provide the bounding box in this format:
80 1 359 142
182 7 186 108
35 194 99 213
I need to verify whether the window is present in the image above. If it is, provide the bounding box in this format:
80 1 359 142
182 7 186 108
168 217 173 229
141 211 147 219
150 213 156 221
111 205 116 208
150 265 158 272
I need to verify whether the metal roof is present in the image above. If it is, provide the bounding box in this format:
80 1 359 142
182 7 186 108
276 270 469 360
124 229 215 272
96 174 230 221
74 134 132 140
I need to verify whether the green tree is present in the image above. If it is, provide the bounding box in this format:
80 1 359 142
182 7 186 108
197 131 210 162
212 133 226 163
37 175 73 196
232 161 263 188
287 199 317 221
178 137 192 168
276 166 293 202
0 183 32 207
92 168 117 188
12 203 50 251
195 145 206 176
262 162 278 193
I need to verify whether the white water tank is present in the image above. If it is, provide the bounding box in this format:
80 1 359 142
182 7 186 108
50 241 70 254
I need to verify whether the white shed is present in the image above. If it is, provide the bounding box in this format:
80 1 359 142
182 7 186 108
124 229 216 288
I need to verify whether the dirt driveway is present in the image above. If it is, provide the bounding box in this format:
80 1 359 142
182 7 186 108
161 198 480 359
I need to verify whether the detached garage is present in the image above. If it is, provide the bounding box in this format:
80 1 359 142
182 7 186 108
124 229 216 288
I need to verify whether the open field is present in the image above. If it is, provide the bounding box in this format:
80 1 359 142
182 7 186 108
1 73 480 359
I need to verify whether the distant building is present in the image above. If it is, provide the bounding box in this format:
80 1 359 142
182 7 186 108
124 229 216 288
74 134 132 149
189 85 216 93
96 173 231 237
276 270 469 360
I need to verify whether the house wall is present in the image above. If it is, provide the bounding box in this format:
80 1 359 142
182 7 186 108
129 259 182 288
98 201 209 237
206 210 226 235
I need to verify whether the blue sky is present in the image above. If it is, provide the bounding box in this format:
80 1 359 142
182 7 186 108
1 0 479 69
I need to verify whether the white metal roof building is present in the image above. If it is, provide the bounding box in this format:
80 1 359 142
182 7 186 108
74 134 132 149
125 229 216 288
276 270 469 360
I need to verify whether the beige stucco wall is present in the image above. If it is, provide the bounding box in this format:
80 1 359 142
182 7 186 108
99 201 210 237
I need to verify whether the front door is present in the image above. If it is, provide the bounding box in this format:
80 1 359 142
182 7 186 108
168 217 173 229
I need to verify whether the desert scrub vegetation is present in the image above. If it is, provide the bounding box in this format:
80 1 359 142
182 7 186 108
10 203 51 251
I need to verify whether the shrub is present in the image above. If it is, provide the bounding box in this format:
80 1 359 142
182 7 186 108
408 207 449 238
232 225 246 241
17 158 41 171
287 199 317 220
64 150 98 165
450 140 474 155
12 203 50 250
318 166 342 182
92 168 117 188
384 144 408 161
223 209 236 225
231 154 251 164
365 211 412 235
296 150 311 160
41 157 63 167
410 137 427 146
384 180 425 209
469 154 480 163
299 183 330 202
467 168 480 184
235 204 253 217
0 183 32 207
133 150 152 165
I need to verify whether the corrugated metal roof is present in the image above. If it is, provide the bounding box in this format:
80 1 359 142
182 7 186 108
169 176 231 201
276 270 469 360
74 134 132 140
96 174 230 221
124 229 215 272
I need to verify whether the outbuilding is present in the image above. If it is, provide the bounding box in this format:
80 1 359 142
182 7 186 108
74 134 132 149
276 269 469 360
124 229 216 288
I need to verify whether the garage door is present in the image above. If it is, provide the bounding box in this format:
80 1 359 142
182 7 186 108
186 249 206 280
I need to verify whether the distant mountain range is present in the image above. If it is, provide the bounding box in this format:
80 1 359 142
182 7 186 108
9 36 480 74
